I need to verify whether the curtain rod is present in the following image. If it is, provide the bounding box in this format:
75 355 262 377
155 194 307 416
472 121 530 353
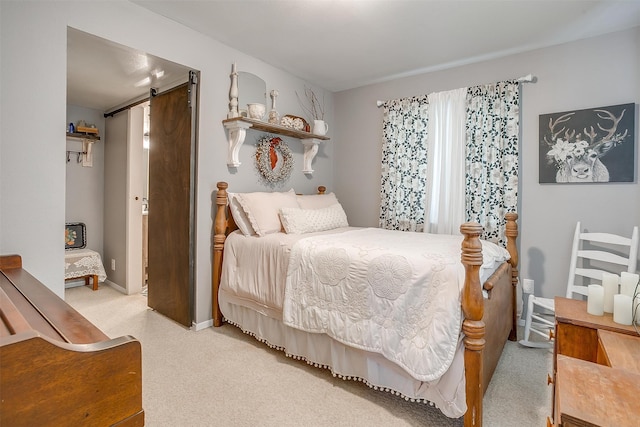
376 73 536 107
517 73 535 82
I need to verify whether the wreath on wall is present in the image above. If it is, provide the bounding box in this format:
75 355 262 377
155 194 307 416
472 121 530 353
255 135 293 185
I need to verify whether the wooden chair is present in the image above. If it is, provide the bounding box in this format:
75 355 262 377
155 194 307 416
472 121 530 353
520 222 639 348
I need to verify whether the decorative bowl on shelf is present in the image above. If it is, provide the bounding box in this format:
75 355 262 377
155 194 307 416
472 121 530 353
280 114 308 131
247 103 266 120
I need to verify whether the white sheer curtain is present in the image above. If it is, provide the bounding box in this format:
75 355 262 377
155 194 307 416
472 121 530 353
424 88 467 235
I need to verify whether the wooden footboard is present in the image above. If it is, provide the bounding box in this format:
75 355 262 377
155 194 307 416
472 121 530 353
212 182 232 327
460 213 518 427
212 182 519 427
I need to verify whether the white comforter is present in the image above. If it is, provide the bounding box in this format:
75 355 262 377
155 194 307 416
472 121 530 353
282 228 510 382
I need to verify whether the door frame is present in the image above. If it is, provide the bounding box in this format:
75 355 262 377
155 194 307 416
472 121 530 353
124 105 146 295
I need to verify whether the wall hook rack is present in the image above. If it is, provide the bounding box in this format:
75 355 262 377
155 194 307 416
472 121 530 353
66 150 87 163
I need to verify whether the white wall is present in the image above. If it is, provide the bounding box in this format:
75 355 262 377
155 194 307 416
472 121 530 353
66 106 105 256
0 1 334 326
5 1 635 327
104 112 128 289
334 28 640 309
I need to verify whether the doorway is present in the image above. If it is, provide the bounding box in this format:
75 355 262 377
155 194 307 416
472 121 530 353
66 27 198 327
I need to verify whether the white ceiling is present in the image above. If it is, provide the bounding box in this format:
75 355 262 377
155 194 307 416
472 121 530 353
68 1 640 111
131 0 640 91
67 28 192 111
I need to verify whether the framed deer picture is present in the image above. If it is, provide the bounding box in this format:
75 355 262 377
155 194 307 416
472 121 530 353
539 103 636 183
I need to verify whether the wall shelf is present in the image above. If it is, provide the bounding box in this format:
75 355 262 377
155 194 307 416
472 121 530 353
66 132 99 166
66 132 100 141
222 117 329 175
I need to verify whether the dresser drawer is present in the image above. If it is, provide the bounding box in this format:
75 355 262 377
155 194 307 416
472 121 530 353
556 355 640 427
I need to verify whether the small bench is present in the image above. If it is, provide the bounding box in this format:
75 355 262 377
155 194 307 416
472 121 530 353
64 248 107 291
64 222 106 291
1 254 144 426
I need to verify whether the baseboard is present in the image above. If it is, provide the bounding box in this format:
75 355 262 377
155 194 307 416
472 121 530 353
193 319 213 331
104 280 127 294
64 279 85 289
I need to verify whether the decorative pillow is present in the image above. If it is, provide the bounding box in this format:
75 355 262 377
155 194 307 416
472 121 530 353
296 192 339 210
279 203 349 234
236 189 299 236
227 192 255 236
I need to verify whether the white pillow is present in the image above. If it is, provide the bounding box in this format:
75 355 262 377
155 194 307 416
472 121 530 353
236 189 300 236
279 203 349 234
296 192 339 210
227 192 255 236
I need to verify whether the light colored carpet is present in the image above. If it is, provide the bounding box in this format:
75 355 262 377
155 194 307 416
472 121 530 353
65 285 552 426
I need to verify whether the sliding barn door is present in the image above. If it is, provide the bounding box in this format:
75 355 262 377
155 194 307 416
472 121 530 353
147 75 197 327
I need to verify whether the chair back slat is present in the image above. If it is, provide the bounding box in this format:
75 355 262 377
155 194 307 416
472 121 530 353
568 285 589 298
580 232 633 246
566 222 639 299
576 250 635 268
522 222 638 349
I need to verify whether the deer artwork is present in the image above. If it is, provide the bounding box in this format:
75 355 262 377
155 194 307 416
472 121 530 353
543 108 629 183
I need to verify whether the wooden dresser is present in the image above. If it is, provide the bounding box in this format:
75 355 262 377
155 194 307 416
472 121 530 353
551 297 640 426
0 254 144 426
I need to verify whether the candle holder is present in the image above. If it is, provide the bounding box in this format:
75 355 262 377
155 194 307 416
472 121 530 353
228 63 239 119
268 89 280 125
587 284 604 316
620 272 640 297
602 272 618 313
613 294 633 325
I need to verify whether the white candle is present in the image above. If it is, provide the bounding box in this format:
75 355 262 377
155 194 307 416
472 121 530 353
613 294 633 325
602 273 619 313
634 295 640 326
587 284 604 316
620 272 639 298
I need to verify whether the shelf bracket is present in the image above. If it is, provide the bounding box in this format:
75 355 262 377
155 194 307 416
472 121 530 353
223 120 253 167
300 138 322 175
222 118 328 174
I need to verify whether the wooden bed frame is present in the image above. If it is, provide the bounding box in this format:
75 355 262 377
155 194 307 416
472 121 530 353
211 181 519 427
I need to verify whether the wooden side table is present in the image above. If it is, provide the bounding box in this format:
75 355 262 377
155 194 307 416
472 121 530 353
597 329 640 373
551 297 640 426
554 297 638 362
555 355 640 427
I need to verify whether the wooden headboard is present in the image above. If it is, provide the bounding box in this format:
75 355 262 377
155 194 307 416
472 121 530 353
211 181 327 326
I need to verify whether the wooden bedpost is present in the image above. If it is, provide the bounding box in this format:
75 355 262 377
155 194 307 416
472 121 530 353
212 181 229 327
504 212 519 341
460 222 484 427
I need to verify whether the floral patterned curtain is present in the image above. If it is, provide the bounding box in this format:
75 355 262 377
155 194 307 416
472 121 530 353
378 81 519 243
379 96 429 231
465 81 520 245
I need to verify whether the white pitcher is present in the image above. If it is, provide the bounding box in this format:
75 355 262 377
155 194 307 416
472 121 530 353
313 120 328 136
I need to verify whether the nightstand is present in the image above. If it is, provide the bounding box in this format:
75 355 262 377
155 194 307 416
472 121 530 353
549 297 640 426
